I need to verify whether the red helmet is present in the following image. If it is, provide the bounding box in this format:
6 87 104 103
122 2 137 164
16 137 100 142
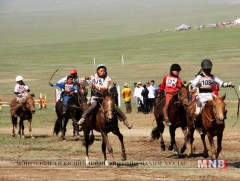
70 69 77 74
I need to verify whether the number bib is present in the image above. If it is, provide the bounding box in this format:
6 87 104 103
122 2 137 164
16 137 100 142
200 76 213 89
166 76 177 87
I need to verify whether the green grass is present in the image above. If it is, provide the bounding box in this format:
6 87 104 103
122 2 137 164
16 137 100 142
0 1 240 164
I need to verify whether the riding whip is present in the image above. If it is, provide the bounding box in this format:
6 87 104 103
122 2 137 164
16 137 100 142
48 69 58 85
232 87 240 127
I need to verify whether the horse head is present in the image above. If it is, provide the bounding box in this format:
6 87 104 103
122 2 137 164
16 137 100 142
212 93 226 124
78 83 88 104
25 94 36 114
101 91 115 122
178 85 189 108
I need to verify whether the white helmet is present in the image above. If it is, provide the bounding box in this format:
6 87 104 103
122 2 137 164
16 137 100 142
16 75 24 82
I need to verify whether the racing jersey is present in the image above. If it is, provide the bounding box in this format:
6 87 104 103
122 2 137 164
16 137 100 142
14 83 29 98
158 74 183 94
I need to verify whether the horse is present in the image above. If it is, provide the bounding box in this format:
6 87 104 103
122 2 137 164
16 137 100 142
186 94 226 159
10 94 36 138
82 91 127 166
53 85 88 140
151 85 190 156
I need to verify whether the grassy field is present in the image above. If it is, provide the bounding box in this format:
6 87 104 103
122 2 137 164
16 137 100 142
0 1 240 180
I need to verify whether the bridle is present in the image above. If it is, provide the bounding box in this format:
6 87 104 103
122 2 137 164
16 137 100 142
177 88 189 109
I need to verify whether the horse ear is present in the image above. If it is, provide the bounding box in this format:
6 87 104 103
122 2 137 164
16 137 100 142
220 93 226 101
30 93 35 97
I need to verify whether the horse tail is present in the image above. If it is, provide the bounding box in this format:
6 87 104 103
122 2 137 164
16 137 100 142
88 130 95 146
53 118 61 136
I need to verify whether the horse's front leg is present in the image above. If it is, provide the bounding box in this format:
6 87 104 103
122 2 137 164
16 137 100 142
186 126 194 157
112 128 126 161
216 132 223 159
207 133 216 159
101 131 114 165
12 117 17 137
28 119 34 139
180 126 187 154
72 117 80 139
84 129 90 166
168 126 179 155
102 141 108 165
61 118 68 140
18 119 24 139
201 133 208 158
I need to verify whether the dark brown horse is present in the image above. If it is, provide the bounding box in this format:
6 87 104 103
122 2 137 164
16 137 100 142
10 94 36 138
82 91 127 166
151 86 189 156
53 84 88 140
186 94 226 159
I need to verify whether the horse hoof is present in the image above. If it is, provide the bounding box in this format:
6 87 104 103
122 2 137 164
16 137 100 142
168 145 173 151
161 145 166 151
180 145 186 154
31 136 35 139
121 155 127 161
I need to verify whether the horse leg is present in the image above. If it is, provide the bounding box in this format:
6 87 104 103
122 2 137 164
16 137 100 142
61 118 68 140
186 126 194 157
102 141 108 165
18 119 24 139
112 128 126 161
101 131 115 165
180 127 187 154
28 119 34 139
72 117 80 139
84 129 90 166
207 133 216 159
12 117 17 137
201 133 208 158
168 126 179 155
216 132 223 159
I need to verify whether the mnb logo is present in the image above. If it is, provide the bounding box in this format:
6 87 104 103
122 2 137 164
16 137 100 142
198 160 227 170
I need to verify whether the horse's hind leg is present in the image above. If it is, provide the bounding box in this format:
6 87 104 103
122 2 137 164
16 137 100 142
84 129 90 166
112 128 126 161
216 133 223 159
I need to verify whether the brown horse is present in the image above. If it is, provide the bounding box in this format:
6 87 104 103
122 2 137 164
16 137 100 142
151 86 189 156
186 94 226 159
82 91 127 166
10 94 36 138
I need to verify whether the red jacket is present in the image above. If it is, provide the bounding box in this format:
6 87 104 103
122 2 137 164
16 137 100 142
158 74 183 94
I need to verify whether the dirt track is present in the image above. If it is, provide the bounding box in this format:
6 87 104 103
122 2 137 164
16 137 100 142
0 113 239 180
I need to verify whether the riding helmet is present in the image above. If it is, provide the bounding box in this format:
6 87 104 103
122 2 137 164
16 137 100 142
16 75 24 82
201 59 213 69
170 64 181 71
70 69 77 75
96 64 107 72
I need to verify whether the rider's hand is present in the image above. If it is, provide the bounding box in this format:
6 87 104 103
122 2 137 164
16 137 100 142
84 76 91 80
229 82 235 88
49 83 53 87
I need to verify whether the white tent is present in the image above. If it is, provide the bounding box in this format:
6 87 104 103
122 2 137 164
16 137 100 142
234 18 240 25
175 24 191 31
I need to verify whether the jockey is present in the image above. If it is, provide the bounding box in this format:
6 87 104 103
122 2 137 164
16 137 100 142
190 59 234 134
77 64 132 129
11 76 31 117
158 64 183 126
50 75 78 114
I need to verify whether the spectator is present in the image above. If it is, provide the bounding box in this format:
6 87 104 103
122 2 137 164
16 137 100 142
146 81 155 113
121 83 132 113
134 82 143 112
150 80 158 98
109 82 119 106
141 84 149 114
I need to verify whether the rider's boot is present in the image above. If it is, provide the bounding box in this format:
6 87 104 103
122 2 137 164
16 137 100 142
163 106 171 126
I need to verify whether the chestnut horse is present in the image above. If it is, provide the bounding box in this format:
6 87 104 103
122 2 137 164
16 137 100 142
53 84 88 140
10 94 36 138
151 86 189 156
186 94 226 159
82 91 127 166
